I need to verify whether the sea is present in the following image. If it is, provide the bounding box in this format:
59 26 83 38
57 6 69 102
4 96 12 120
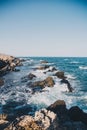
0 57 87 116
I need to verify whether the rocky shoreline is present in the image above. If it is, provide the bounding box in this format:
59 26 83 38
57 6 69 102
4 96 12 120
0 54 87 130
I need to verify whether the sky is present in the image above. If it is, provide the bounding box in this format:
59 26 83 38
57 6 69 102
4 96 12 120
0 0 87 57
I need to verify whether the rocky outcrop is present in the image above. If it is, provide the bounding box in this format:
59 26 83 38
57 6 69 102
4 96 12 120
34 109 59 130
1 100 87 130
29 77 55 89
60 79 73 92
47 100 69 124
68 106 87 125
47 100 87 129
4 109 59 130
0 54 22 76
54 71 67 79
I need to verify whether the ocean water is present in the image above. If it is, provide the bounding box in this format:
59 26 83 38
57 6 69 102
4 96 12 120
0 57 87 115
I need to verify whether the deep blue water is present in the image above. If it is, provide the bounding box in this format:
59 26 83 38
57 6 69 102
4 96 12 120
0 57 87 115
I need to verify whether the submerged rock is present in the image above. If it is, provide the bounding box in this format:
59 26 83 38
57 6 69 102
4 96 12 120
28 73 36 80
0 78 4 86
40 60 48 64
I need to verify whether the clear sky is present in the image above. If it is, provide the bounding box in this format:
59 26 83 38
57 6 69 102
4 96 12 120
0 0 87 57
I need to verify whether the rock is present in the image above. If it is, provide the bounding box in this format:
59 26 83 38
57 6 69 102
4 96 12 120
60 79 73 92
37 65 50 70
34 108 59 130
54 71 67 79
30 77 55 89
40 60 48 64
45 77 55 87
0 113 8 120
68 106 87 125
28 73 36 80
0 54 22 73
5 109 59 130
0 78 4 86
0 60 8 69
5 115 44 130
47 100 69 124
21 73 36 83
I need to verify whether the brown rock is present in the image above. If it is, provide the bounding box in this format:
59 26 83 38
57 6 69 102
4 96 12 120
30 77 55 88
55 71 67 79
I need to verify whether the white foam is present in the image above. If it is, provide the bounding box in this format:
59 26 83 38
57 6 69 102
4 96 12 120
79 66 87 70
66 74 76 80
70 61 79 64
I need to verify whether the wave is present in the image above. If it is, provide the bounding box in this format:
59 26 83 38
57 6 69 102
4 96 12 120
70 61 79 64
79 66 87 70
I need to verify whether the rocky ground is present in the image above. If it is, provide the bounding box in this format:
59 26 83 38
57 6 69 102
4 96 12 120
0 54 87 130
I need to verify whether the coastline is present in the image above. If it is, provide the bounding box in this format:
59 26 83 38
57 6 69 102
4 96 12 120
0 54 87 130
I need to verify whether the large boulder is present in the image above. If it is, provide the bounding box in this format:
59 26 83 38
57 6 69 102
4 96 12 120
30 77 55 89
5 109 59 130
4 115 44 130
34 109 59 130
68 106 87 125
47 100 69 124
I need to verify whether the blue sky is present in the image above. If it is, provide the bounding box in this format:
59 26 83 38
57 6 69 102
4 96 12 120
0 0 87 57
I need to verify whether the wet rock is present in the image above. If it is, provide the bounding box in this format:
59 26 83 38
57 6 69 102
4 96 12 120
21 73 36 82
34 108 59 130
37 65 50 70
40 60 48 64
68 106 87 125
0 78 4 86
28 73 36 80
54 71 67 79
0 54 22 76
60 79 73 92
47 100 69 124
30 77 55 89
5 115 44 130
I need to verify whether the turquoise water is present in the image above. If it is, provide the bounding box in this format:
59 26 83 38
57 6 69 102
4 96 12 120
0 57 87 115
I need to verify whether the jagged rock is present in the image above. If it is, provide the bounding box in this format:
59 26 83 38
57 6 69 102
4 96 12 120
60 79 73 92
54 71 67 79
68 106 87 125
47 100 69 124
40 60 48 64
34 109 59 130
28 73 36 80
30 77 55 89
5 109 59 130
0 54 22 73
21 73 36 83
0 60 8 69
5 115 44 130
0 78 4 86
